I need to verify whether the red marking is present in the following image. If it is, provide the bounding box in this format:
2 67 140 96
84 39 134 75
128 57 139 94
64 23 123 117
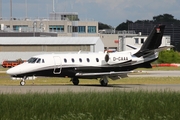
114 40 119 43
156 28 160 33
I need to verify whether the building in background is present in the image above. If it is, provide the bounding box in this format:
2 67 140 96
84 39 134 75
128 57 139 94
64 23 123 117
0 37 104 63
128 23 180 51
0 12 98 37
98 29 170 52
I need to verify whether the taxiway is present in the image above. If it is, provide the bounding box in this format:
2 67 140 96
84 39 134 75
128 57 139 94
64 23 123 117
0 70 180 93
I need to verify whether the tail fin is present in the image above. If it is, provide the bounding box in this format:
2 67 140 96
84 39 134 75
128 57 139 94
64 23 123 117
134 25 165 57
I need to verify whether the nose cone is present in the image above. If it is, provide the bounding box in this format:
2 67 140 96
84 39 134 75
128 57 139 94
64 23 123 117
6 68 15 75
6 67 21 75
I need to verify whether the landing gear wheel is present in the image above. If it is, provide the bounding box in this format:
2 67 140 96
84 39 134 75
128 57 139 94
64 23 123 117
71 77 79 85
20 76 27 86
100 80 107 86
100 77 108 86
20 80 26 86
73 80 79 85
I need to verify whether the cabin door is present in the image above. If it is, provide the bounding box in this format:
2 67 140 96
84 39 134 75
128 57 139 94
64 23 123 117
53 56 62 74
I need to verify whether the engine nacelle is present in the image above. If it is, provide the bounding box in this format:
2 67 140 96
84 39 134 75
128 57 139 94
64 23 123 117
105 52 132 65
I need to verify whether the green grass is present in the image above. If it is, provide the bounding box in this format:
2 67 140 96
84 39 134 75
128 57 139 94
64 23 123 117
0 66 8 71
0 91 180 120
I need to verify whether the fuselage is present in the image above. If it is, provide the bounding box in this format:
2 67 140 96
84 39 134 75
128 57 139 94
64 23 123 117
6 50 158 79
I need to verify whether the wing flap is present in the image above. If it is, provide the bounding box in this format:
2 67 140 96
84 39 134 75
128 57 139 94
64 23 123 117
109 73 128 80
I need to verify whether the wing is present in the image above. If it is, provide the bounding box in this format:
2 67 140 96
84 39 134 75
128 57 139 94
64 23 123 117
75 71 129 80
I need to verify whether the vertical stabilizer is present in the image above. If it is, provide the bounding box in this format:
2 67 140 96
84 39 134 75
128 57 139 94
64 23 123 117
134 25 165 57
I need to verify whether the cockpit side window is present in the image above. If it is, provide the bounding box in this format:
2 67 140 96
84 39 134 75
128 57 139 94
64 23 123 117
28 57 38 63
36 58 41 63
42 59 45 63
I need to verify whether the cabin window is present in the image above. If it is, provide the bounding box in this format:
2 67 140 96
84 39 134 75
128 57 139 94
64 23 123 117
72 58 75 63
96 58 99 62
64 58 67 63
79 58 82 62
87 58 90 62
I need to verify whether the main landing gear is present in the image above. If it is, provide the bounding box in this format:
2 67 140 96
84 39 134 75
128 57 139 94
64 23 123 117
71 77 79 85
20 76 27 86
70 77 108 86
100 76 108 86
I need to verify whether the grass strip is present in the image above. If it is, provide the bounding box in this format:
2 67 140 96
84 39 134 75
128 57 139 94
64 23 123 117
0 90 180 120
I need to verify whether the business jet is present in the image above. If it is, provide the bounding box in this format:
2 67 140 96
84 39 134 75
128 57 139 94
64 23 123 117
6 25 172 86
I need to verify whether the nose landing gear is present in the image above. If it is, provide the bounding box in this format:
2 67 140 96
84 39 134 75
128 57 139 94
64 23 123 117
20 76 27 86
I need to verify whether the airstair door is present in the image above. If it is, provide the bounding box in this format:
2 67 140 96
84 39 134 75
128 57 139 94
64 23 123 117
53 56 62 74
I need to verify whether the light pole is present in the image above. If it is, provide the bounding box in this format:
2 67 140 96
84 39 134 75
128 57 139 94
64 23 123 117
25 0 28 19
33 21 37 37
0 0 2 19
10 0 12 20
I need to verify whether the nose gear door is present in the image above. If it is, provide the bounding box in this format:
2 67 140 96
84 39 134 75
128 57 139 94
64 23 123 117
53 56 62 74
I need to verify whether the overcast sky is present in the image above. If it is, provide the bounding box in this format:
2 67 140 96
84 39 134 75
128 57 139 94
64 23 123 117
1 0 180 27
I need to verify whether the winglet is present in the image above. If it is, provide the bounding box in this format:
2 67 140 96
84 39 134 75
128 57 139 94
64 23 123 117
134 25 165 57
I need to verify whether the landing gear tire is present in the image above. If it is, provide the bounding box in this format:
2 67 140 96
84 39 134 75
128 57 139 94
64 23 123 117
100 77 108 86
71 77 79 85
100 80 107 86
20 80 26 86
20 76 27 86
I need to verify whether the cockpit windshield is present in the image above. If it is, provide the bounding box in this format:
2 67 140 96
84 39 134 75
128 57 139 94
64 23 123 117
28 57 38 63
27 57 45 63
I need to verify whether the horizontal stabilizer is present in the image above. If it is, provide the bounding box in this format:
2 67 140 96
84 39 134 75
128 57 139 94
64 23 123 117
155 45 174 52
126 45 138 50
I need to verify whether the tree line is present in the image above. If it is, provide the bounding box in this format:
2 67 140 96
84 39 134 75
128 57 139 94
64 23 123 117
99 14 180 30
99 14 180 63
157 50 180 63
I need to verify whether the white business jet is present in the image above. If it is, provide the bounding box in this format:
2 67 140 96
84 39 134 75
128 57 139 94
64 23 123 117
6 25 172 86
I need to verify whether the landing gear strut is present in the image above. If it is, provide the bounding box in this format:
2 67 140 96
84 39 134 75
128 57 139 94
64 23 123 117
100 76 108 86
20 76 27 86
71 77 79 85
